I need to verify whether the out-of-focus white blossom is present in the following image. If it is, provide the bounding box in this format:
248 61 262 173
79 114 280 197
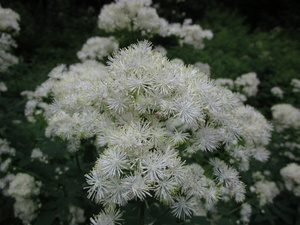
240 203 252 224
0 138 15 172
0 5 20 89
31 148 49 164
280 163 300 197
153 45 167 56
7 173 42 224
25 41 272 222
250 178 280 206
270 86 284 99
215 78 234 89
0 81 7 91
271 104 300 132
77 36 119 61
13 198 40 224
97 0 212 49
0 5 20 32
167 19 213 49
69 205 86 225
291 78 300 93
193 62 210 75
234 72 260 97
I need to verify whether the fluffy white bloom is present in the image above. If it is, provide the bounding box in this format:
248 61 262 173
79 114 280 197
0 138 15 171
234 105 272 146
251 180 280 206
291 78 300 93
234 72 260 97
0 138 16 156
31 148 49 163
193 62 211 75
0 174 14 196
214 78 234 90
0 5 20 32
98 0 161 34
270 86 284 99
77 36 119 61
153 45 167 56
13 198 40 224
0 81 7 91
27 41 272 221
7 173 42 224
8 173 41 198
69 205 86 225
240 203 252 224
0 5 20 87
90 209 122 225
280 163 300 197
98 0 212 48
271 104 300 132
168 19 213 49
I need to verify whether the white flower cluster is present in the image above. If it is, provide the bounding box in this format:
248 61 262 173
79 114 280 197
7 173 42 224
215 72 260 103
291 78 300 93
234 72 260 97
0 5 20 73
0 5 20 32
215 78 234 90
77 36 119 62
239 203 252 225
0 138 15 172
31 148 49 164
167 18 213 49
193 61 211 76
251 180 280 206
69 205 86 225
270 86 284 99
225 105 272 171
280 163 300 197
25 41 272 221
250 172 280 206
271 104 300 132
98 0 213 49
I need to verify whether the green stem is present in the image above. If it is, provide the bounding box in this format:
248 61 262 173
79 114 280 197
138 201 145 225
75 151 82 172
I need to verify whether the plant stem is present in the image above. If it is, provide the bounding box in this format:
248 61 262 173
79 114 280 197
75 151 82 172
138 201 145 225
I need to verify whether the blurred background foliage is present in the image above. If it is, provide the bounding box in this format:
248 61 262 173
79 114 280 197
0 0 300 224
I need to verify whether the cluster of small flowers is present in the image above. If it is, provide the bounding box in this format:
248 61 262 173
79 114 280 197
98 0 213 49
24 41 272 222
239 203 252 225
69 205 86 225
4 173 42 224
193 61 211 75
271 104 300 132
0 138 15 172
270 86 284 99
291 78 300 93
0 5 20 74
234 72 260 98
280 163 300 197
77 36 119 62
215 72 260 103
31 148 49 164
250 172 280 206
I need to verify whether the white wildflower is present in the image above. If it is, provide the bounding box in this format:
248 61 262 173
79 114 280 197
280 163 300 197
234 72 260 97
77 36 119 61
270 86 284 99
